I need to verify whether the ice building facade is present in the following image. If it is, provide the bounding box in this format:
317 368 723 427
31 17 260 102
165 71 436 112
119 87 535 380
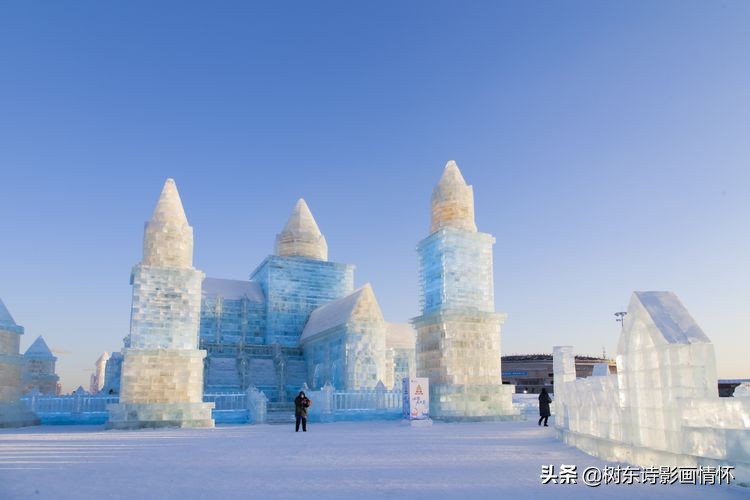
300 284 387 390
107 179 214 429
198 198 414 400
0 298 38 427
412 161 517 420
21 336 59 395
554 291 750 485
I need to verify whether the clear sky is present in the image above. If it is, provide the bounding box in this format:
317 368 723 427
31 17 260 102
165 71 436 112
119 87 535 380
1 2 748 392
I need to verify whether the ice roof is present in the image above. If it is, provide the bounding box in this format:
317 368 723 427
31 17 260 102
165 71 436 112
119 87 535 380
430 160 477 233
24 336 56 359
202 277 265 302
386 323 416 349
300 284 381 342
631 291 711 345
275 198 328 260
0 297 17 326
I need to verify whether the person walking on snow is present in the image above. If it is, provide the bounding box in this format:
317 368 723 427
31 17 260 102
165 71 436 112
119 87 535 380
538 388 552 427
294 391 312 432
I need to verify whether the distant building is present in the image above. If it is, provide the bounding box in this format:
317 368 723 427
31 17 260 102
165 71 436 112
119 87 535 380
89 352 110 394
501 354 617 394
21 336 60 395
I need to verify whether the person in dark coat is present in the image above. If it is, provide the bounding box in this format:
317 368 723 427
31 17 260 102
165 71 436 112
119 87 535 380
538 388 552 426
294 391 312 432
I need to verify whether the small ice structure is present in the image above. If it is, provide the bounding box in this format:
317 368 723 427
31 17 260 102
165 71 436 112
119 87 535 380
107 179 214 429
554 291 750 485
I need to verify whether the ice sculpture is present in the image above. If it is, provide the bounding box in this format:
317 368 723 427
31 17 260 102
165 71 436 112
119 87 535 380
0 298 39 427
554 291 749 485
21 336 59 395
412 161 518 420
300 284 387 390
275 198 328 261
107 179 214 429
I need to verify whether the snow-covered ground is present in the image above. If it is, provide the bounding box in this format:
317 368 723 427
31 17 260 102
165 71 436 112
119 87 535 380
0 419 746 499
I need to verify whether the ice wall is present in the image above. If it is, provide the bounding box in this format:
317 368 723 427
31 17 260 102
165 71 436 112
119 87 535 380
251 255 354 346
412 161 517 420
554 291 750 486
0 298 38 427
107 179 214 429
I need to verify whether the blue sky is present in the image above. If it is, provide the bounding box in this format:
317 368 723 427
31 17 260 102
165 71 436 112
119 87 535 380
1 2 748 391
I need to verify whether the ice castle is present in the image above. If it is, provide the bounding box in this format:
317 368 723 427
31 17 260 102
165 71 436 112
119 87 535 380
106 187 416 404
199 198 416 401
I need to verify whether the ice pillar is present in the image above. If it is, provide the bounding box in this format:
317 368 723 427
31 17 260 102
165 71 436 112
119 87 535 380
552 345 575 429
107 179 214 429
0 299 39 427
411 161 518 420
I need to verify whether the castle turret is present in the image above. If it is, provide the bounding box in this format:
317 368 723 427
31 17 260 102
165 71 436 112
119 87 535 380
21 336 60 395
412 161 518 420
107 178 214 429
0 298 39 427
275 198 328 261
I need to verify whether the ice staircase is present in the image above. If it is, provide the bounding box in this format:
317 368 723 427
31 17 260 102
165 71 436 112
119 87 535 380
206 357 241 391
266 402 295 425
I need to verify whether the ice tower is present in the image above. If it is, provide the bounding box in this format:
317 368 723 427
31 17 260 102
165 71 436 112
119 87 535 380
251 199 354 347
412 161 517 420
107 179 214 429
21 336 60 395
0 298 38 427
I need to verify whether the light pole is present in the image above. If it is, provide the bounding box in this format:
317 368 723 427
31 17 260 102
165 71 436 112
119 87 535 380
615 311 627 329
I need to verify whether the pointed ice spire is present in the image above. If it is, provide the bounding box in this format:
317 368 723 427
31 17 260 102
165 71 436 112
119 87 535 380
430 160 477 233
142 178 195 268
0 297 24 334
0 298 17 326
24 336 56 360
275 198 328 261
149 178 189 225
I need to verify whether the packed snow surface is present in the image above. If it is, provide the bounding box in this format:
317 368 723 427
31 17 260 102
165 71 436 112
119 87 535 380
0 420 746 499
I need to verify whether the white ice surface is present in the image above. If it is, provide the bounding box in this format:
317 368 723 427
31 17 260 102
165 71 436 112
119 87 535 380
632 291 710 344
1 420 746 500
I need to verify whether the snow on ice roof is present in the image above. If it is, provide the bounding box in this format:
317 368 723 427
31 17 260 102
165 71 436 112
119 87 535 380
24 336 56 359
386 323 416 349
300 284 379 342
632 291 711 344
202 277 265 302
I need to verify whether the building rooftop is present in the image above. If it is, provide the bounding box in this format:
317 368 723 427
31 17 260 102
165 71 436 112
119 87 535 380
300 284 382 342
24 336 56 359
